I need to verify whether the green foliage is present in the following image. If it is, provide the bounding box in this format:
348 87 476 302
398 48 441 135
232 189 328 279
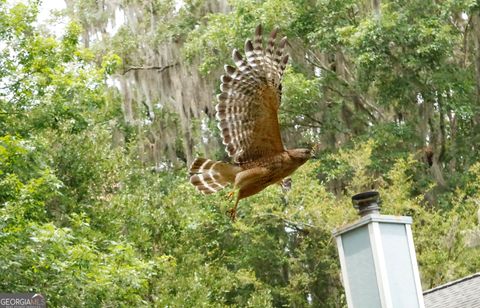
183 0 298 74
380 156 480 287
281 66 323 128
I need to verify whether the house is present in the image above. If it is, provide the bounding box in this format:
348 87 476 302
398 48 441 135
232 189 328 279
423 272 480 308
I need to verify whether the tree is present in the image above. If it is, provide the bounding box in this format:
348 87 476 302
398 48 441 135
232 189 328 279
1 0 480 306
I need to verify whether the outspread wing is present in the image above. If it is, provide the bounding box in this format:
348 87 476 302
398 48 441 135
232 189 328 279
215 25 289 164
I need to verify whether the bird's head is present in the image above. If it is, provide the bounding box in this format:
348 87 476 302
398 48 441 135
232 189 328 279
288 148 312 163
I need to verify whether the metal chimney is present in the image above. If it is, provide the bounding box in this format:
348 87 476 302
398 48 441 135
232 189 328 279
333 191 425 308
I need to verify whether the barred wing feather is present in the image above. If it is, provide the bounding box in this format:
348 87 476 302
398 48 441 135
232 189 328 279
215 25 289 164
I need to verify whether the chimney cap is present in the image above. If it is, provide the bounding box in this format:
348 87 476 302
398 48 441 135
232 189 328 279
352 191 381 216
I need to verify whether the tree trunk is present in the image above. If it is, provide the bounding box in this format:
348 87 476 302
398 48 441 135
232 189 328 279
372 0 381 19
472 13 480 104
472 12 480 128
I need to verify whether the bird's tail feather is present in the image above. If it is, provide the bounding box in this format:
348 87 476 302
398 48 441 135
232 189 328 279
189 158 241 194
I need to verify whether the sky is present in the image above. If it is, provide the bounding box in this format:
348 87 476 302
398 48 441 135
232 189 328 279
38 0 65 23
37 0 67 36
37 0 126 37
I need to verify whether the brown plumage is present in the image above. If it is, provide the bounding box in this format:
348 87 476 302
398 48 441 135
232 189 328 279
189 25 311 220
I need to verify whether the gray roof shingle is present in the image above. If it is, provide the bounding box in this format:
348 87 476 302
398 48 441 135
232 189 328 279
423 272 480 308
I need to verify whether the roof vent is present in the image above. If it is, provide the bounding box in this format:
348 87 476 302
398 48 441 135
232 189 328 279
352 191 381 216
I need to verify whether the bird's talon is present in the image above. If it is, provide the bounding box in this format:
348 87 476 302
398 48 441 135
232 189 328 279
226 191 235 201
226 208 237 222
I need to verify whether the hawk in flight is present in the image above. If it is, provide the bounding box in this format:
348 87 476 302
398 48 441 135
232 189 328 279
189 25 311 220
